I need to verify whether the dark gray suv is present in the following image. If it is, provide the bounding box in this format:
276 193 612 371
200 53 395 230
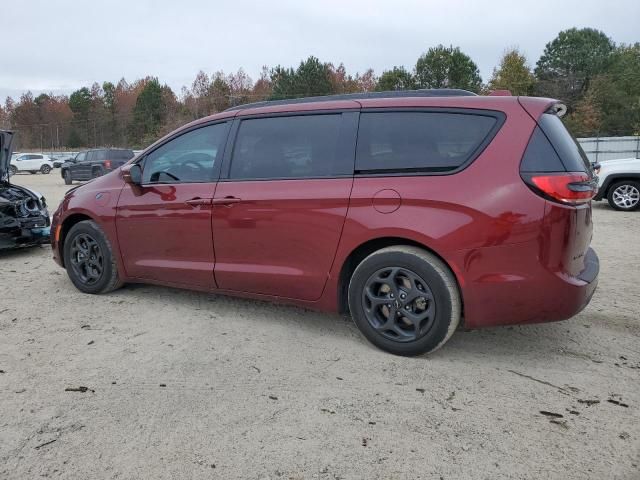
61 148 134 184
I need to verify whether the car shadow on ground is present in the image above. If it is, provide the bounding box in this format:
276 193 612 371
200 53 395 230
100 281 577 362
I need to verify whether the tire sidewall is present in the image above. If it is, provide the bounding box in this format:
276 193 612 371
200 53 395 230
608 180 640 211
348 249 456 356
64 221 116 294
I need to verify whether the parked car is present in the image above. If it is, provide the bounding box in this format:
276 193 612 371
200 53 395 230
593 157 640 211
50 154 75 168
50 90 599 356
1 131 51 249
9 153 54 175
61 148 135 184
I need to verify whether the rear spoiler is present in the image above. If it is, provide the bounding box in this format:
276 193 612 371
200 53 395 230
518 97 566 121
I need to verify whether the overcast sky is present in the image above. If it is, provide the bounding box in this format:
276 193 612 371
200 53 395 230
3 0 639 101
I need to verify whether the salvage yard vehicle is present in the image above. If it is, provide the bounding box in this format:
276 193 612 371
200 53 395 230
1 131 51 249
593 157 640 211
61 148 135 184
9 152 54 175
50 90 599 356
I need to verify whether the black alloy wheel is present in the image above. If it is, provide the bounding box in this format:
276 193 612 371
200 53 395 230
362 266 436 342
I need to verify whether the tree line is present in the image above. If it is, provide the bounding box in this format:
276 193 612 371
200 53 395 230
1 27 638 151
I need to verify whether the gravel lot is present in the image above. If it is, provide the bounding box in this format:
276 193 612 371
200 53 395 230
1 173 639 479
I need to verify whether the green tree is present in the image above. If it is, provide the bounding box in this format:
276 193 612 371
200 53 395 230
575 43 640 136
415 45 482 92
270 56 333 99
211 72 231 111
375 66 415 91
487 48 535 95
68 87 92 119
535 28 614 103
130 78 164 146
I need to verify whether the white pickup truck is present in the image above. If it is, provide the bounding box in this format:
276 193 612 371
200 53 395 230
594 158 640 211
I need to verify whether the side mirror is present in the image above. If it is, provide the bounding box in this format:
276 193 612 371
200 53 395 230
122 163 142 185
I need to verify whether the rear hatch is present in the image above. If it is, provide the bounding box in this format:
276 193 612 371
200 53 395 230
103 149 135 170
519 106 597 279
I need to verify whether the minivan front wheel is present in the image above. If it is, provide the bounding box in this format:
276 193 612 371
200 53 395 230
348 246 461 356
63 169 72 185
63 220 123 294
608 180 640 211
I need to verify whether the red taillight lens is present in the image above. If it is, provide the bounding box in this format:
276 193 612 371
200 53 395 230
524 172 597 205
104 160 112 169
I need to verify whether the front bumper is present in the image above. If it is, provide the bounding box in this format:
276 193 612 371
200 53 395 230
0 224 51 250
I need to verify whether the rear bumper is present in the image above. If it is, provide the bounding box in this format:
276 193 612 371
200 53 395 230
455 244 599 329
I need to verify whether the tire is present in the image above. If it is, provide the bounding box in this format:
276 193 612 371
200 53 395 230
40 164 51 174
607 180 640 211
348 246 461 356
91 168 103 179
63 169 72 185
9 165 17 176
63 220 123 294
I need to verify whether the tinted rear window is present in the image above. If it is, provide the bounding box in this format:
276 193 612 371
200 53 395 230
230 114 345 179
109 149 134 160
538 114 590 173
355 112 498 173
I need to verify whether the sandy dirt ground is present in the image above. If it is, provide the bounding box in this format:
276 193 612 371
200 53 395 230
1 173 639 479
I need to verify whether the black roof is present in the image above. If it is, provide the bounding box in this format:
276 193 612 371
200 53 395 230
225 89 477 112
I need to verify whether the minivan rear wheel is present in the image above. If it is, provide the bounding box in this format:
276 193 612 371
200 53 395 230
348 246 461 356
63 220 123 294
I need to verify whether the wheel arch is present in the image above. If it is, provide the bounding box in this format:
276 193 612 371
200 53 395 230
58 213 95 267
598 173 640 199
336 236 463 316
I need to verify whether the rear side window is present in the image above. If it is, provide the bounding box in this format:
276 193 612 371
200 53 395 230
520 127 566 172
95 150 108 161
230 114 345 179
110 149 134 160
537 114 591 172
356 112 499 173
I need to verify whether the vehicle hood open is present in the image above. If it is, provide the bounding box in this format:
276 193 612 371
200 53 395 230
1 130 15 183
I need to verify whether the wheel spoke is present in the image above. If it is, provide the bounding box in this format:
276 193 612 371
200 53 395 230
361 265 437 343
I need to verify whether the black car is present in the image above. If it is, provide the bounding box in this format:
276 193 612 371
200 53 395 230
0 131 51 250
61 148 135 185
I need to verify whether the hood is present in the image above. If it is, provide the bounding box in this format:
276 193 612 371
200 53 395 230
599 157 639 166
0 130 15 183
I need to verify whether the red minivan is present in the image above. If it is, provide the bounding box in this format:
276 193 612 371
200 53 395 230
50 90 599 356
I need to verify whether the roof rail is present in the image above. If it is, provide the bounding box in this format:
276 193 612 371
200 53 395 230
225 89 477 112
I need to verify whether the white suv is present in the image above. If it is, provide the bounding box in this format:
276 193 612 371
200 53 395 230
594 158 640 211
9 153 54 175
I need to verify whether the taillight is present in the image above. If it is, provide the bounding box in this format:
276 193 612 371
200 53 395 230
104 160 112 169
522 172 597 205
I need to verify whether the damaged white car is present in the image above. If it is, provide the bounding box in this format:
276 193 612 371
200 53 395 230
1 130 51 249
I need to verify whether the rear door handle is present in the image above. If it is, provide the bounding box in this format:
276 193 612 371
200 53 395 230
185 197 213 206
211 197 242 206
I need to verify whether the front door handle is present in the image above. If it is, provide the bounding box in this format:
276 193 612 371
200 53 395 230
211 197 242 206
185 197 213 207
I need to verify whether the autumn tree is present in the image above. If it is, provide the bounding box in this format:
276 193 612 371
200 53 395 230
487 48 535 95
415 45 482 92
